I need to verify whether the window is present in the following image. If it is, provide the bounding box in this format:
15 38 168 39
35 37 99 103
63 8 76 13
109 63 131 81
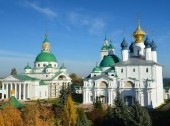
46 75 48 77
146 68 148 73
94 75 96 76
38 64 40 67
133 68 135 72
111 74 114 76
43 64 46 67
54 64 56 67
121 68 123 73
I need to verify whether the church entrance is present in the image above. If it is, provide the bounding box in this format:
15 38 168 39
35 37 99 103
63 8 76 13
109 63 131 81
124 96 133 106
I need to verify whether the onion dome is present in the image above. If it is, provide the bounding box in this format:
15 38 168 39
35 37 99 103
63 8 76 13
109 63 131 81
35 52 57 62
151 40 157 51
133 23 146 43
24 63 31 69
121 38 128 50
129 42 134 53
35 34 57 62
100 55 120 67
101 38 109 51
108 40 114 49
144 36 151 48
92 63 102 73
42 34 51 52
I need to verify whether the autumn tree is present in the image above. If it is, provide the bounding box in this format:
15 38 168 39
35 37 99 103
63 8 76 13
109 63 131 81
22 101 53 126
0 105 23 126
63 94 77 126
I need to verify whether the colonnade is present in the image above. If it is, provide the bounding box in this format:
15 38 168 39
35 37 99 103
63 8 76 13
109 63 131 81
1 83 30 100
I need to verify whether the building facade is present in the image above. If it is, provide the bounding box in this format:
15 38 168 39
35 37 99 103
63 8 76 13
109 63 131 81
83 23 164 108
0 35 71 100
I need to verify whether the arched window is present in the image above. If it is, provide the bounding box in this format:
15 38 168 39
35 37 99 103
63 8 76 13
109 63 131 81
121 68 123 73
38 64 40 67
133 68 135 72
146 68 148 73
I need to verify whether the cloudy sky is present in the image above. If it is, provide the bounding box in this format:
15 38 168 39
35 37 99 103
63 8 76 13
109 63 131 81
0 0 170 77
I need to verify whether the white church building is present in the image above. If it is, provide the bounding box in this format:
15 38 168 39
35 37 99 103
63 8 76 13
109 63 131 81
83 23 164 108
0 35 71 100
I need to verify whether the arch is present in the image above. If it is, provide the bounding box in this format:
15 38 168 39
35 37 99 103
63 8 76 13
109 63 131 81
124 81 134 88
98 81 108 88
58 75 66 80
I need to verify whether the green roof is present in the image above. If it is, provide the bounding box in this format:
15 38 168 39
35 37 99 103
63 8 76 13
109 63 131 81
101 45 109 50
0 96 24 109
39 80 47 85
92 66 102 73
35 52 57 62
15 74 37 81
24 64 32 69
100 55 120 67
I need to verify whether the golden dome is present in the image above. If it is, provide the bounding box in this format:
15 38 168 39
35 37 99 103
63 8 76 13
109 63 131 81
42 34 51 52
133 23 146 43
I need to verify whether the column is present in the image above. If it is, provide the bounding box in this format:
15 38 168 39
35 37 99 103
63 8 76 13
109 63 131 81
10 84 12 97
27 84 30 99
14 84 17 98
1 83 4 99
6 84 9 99
83 90 86 103
23 84 26 100
19 84 21 100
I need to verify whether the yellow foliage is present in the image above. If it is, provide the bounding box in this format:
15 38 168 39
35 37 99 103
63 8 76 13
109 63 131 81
63 95 77 126
22 102 53 126
0 105 23 126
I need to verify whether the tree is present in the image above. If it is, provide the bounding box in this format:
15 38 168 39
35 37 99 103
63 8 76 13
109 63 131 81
70 73 83 85
130 101 152 126
11 67 17 76
59 84 68 106
76 108 91 126
22 101 53 126
0 105 23 126
93 96 103 110
103 90 132 126
63 94 77 126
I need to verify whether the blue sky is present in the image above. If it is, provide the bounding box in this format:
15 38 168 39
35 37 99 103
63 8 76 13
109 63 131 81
0 0 170 77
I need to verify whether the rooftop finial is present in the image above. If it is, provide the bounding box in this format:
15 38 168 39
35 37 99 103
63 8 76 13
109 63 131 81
96 62 98 67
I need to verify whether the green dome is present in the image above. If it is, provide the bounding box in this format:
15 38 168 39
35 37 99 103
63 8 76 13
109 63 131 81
100 55 120 67
92 66 102 73
101 45 109 50
35 52 57 62
24 65 31 69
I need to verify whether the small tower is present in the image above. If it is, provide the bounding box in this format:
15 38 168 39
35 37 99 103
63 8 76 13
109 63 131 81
108 40 115 55
132 21 146 56
121 38 129 61
100 38 109 60
60 63 67 73
144 36 152 60
151 40 157 62
24 63 32 74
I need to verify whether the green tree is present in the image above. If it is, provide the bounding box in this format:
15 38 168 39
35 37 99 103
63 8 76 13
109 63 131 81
103 90 132 126
130 101 152 126
59 84 68 106
76 108 91 126
63 95 77 126
93 96 103 110
11 67 17 76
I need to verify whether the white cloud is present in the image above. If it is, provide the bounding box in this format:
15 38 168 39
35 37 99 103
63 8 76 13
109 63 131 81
68 11 106 35
25 1 57 19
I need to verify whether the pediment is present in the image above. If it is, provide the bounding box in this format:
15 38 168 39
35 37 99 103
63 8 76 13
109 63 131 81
1 75 20 82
